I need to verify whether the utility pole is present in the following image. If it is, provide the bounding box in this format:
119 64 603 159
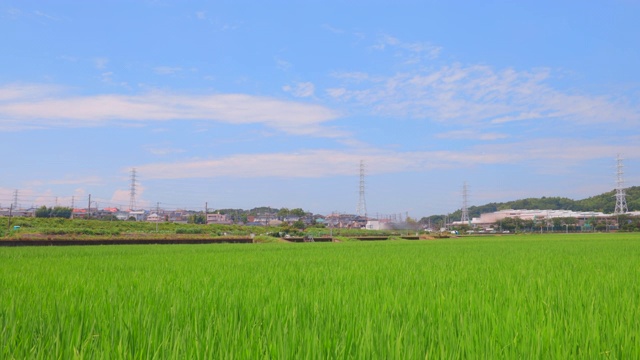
87 194 91 219
156 202 160 233
71 196 75 219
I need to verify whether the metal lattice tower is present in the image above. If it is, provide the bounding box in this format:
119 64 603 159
614 154 628 215
356 160 367 218
461 181 469 224
12 189 19 209
129 168 137 211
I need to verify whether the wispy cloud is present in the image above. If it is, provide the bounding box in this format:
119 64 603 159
0 83 343 137
100 71 114 83
0 83 62 101
154 66 183 75
93 57 109 70
33 10 59 21
327 63 640 127
322 24 344 34
194 11 239 31
274 57 292 71
436 130 509 141
4 8 22 18
371 34 442 63
135 150 422 180
133 138 640 180
283 82 315 98
50 176 104 186
143 145 186 156
0 186 89 208
109 186 149 209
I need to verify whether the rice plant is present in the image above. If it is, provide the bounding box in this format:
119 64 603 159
1 233 639 358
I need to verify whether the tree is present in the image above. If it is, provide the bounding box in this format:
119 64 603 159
51 207 72 219
290 208 306 217
188 214 206 224
405 216 421 231
277 208 290 219
499 217 516 232
292 220 306 230
35 206 72 219
35 206 50 218
99 214 120 221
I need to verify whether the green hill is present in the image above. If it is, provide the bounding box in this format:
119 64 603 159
422 186 640 224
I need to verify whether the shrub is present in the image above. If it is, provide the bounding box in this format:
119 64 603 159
176 228 205 235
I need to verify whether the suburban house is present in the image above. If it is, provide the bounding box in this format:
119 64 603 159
206 213 232 225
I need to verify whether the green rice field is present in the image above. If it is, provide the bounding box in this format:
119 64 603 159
1 233 639 358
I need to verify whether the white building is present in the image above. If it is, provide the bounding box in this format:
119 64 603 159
452 209 640 228
207 213 231 225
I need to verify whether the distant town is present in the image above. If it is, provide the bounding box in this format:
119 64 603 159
1 201 639 233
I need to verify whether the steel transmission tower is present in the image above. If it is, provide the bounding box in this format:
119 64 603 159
12 189 19 209
129 168 137 211
614 154 628 215
356 160 368 218
461 181 469 224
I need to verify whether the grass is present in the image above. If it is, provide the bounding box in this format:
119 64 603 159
1 233 639 358
0 217 404 240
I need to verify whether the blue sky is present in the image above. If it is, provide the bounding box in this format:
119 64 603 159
1 0 639 218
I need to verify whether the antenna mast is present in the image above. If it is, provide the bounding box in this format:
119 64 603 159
614 154 628 215
356 160 368 218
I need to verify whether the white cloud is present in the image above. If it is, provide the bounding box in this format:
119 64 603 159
93 57 109 70
49 176 104 186
133 138 640 181
0 83 62 101
195 11 206 20
0 83 342 136
283 82 315 98
144 145 186 156
0 187 87 208
275 57 292 71
109 186 148 210
327 63 640 127
372 34 442 62
436 130 509 141
154 66 183 75
100 71 114 83
33 10 59 21
5 8 22 17
135 150 421 180
322 24 344 34
58 55 78 62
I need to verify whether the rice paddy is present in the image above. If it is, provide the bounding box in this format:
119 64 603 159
1 233 639 358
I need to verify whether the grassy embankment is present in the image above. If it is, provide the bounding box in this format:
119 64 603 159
1 233 639 358
0 217 402 241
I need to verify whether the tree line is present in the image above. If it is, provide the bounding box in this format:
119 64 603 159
421 186 640 224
